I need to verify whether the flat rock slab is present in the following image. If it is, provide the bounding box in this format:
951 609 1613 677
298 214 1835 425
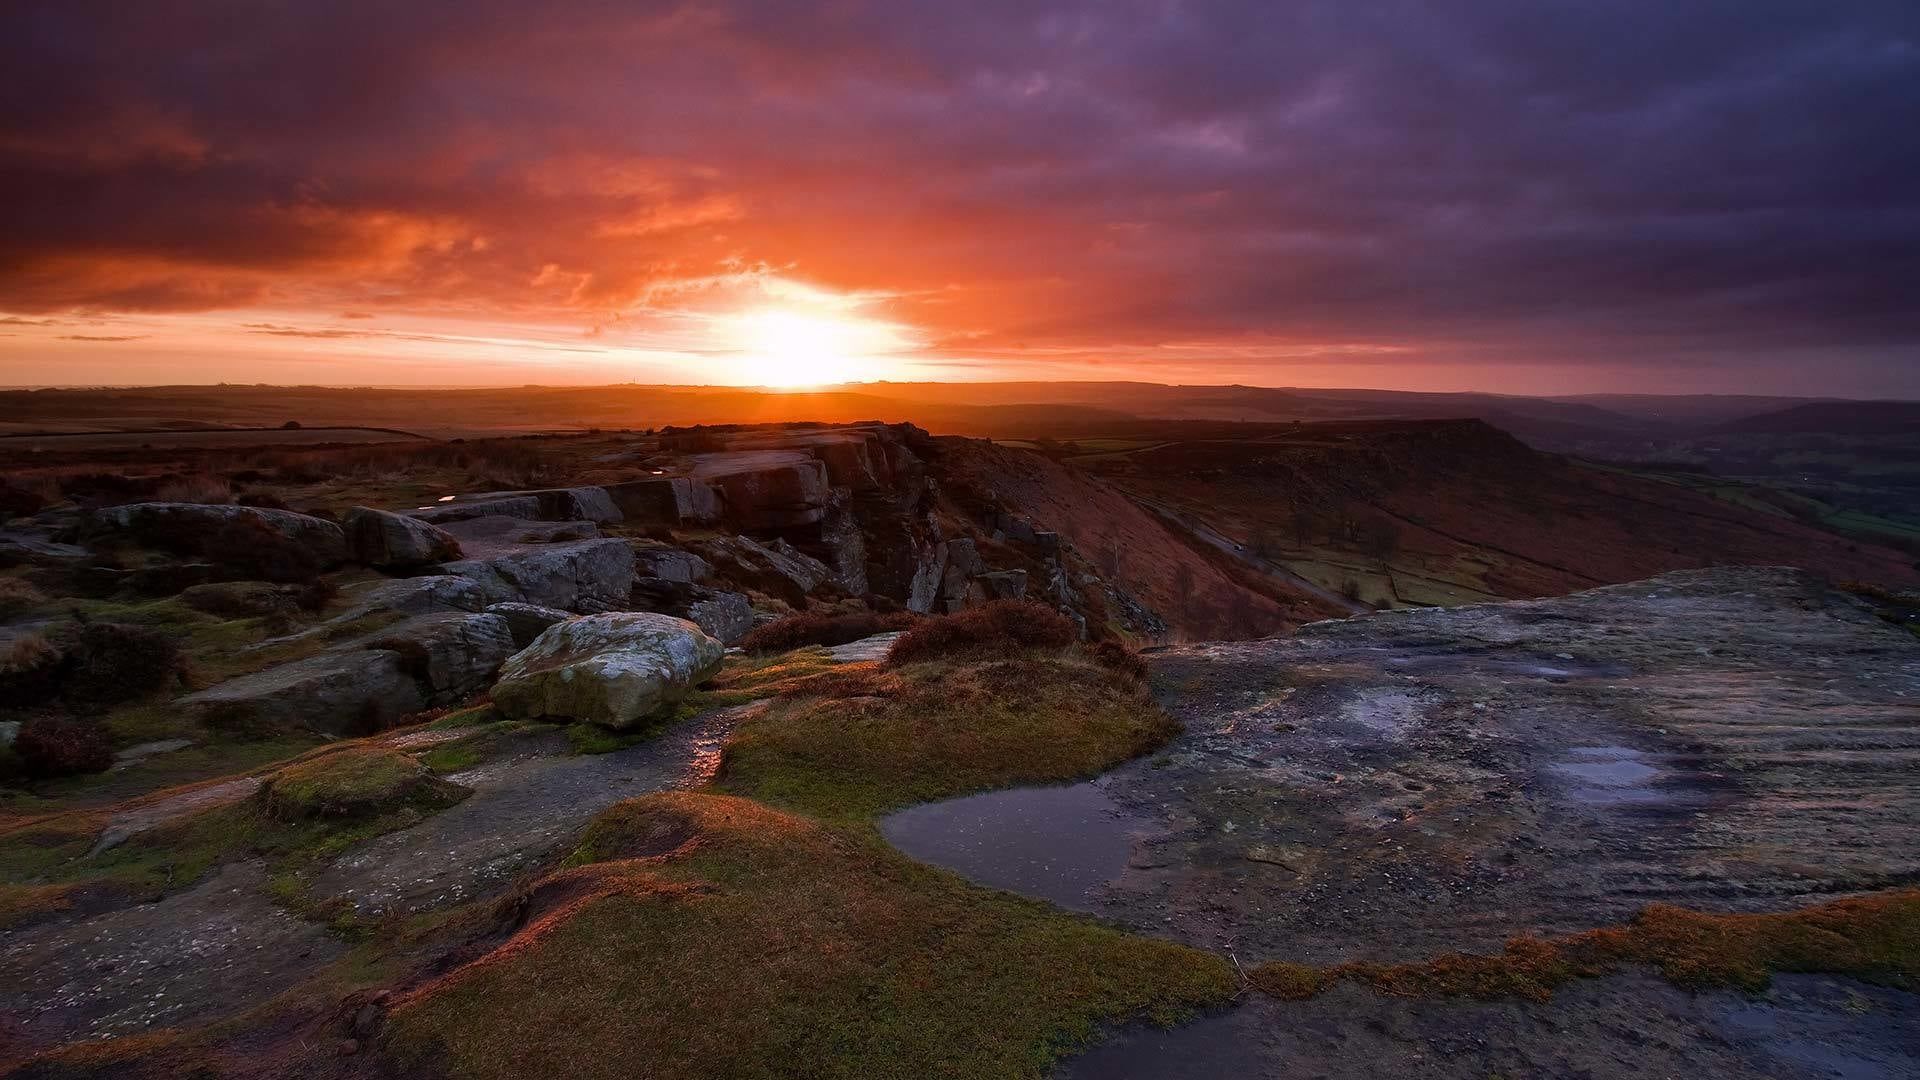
0 862 343 1051
825 632 903 663
1055 972 1920 1080
307 702 764 915
1034 567 1919 965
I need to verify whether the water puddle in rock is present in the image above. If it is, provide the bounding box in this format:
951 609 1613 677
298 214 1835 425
1553 746 1663 805
879 781 1143 912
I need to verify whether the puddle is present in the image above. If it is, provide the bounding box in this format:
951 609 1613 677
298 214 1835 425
1552 746 1664 805
879 782 1143 911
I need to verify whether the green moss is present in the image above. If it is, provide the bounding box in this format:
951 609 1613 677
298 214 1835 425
263 746 432 818
426 703 502 731
564 722 651 755
717 654 1178 821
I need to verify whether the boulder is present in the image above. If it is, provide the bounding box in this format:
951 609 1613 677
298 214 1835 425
352 612 517 704
687 452 831 529
343 507 462 568
88 503 348 564
412 487 622 525
352 575 490 616
603 476 721 525
490 612 725 729
180 649 427 736
441 538 635 613
815 502 870 596
907 541 948 614
411 495 542 525
631 577 755 643
974 569 1030 601
631 540 712 584
181 580 302 618
486 601 575 648
940 537 985 609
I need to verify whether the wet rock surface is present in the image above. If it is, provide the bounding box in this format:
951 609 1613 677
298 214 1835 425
1079 567 1920 965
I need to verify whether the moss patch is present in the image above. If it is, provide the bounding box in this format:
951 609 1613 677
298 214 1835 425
1251 889 1920 1002
261 746 434 818
382 793 1234 1080
716 654 1178 821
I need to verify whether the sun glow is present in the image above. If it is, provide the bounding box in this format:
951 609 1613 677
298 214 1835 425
717 306 910 387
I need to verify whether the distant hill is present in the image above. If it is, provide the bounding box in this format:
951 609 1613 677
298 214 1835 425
1719 400 1920 435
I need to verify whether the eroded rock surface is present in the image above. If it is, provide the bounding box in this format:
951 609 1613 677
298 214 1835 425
441 536 633 613
1076 567 1920 964
343 506 462 568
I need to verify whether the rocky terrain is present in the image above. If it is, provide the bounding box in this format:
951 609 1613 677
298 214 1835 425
0 419 1916 1078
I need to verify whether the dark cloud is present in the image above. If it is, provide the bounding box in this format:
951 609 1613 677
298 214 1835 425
2 0 1918 387
58 334 147 341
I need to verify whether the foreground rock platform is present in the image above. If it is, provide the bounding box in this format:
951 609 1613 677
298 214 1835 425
1089 566 1920 965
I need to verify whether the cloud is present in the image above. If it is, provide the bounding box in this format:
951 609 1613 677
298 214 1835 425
1 0 1917 388
58 334 148 342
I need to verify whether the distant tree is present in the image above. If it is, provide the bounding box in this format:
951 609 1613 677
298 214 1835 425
1246 525 1279 560
1290 506 1319 547
1356 516 1402 561
280 420 302 429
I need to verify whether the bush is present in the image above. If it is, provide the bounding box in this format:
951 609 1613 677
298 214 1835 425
57 621 184 707
1082 638 1149 682
0 577 47 618
0 632 65 706
741 610 917 654
886 601 1079 667
153 473 232 504
12 716 114 778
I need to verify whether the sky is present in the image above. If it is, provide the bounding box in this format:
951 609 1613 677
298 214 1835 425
3 1 1919 396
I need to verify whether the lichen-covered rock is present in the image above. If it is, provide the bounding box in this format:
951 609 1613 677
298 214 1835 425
180 649 427 736
603 476 721 525
353 575 490 615
973 569 1029 601
87 502 348 564
344 507 462 568
485 601 574 648
441 538 635 613
491 612 724 729
691 535 833 606
687 451 831 528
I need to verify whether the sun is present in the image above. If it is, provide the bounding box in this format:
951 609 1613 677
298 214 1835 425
719 306 906 387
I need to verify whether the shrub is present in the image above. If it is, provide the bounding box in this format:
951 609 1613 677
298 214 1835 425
1082 638 1149 682
886 601 1079 667
741 610 917 654
0 577 48 618
0 479 46 519
0 632 65 706
12 716 114 778
57 621 184 707
154 473 232 505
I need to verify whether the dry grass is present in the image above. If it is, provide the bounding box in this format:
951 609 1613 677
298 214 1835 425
0 576 48 618
381 792 1233 1080
739 609 916 653
1250 889 1920 1002
152 472 232 504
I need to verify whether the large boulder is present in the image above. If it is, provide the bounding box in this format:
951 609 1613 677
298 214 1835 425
441 538 635 613
87 503 348 564
180 649 427 736
351 612 516 704
631 577 755 643
490 612 724 729
631 540 711 584
343 507 462 568
485 601 574 648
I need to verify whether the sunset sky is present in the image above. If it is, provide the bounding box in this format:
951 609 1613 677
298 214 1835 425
3 1 1919 395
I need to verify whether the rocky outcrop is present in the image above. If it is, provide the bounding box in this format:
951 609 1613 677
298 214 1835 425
688 452 831 529
352 612 517 704
973 569 1028 600
490 613 724 729
602 477 721 525
630 540 712 584
412 486 623 525
690 535 833 606
441 538 634 613
630 577 754 643
87 503 348 564
181 650 427 736
343 507 462 568
485 602 574 648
